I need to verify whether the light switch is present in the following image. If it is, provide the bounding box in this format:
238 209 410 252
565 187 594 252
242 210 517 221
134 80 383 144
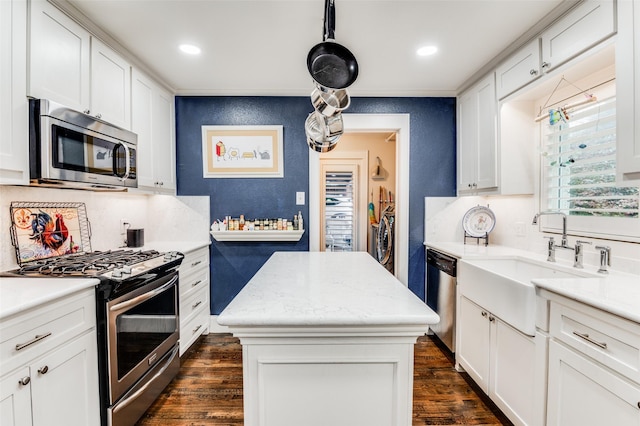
296 192 305 205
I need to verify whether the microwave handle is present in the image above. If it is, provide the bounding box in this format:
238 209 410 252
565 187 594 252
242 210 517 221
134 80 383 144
119 143 131 181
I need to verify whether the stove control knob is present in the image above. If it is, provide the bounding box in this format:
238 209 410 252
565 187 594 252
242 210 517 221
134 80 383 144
163 252 172 261
112 268 124 278
121 265 133 275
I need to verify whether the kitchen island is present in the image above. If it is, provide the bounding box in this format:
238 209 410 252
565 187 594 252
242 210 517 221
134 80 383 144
217 251 438 426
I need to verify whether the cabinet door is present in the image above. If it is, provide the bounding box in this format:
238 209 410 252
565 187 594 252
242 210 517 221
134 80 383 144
457 74 497 194
541 0 615 72
490 319 539 426
457 89 478 192
456 295 491 393
474 75 497 190
30 331 100 426
91 38 131 129
131 68 176 193
0 0 29 185
0 367 32 426
547 340 640 426
496 39 541 100
29 0 90 111
152 87 176 192
616 0 640 181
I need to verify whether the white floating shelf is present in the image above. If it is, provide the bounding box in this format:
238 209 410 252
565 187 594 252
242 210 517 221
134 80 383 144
210 229 304 242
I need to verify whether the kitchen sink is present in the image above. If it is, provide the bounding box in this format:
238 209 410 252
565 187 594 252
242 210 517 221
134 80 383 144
458 257 597 336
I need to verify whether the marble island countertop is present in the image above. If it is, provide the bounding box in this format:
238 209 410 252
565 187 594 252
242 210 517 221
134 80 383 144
425 241 640 324
218 251 439 328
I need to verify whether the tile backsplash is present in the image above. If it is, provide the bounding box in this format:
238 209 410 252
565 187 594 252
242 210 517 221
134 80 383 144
425 195 640 276
0 186 209 271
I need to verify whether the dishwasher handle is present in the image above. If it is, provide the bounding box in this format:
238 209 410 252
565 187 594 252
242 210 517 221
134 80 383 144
426 249 457 277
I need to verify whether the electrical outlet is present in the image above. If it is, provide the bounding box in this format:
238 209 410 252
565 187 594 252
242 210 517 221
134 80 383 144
515 221 526 236
120 219 129 235
296 191 305 205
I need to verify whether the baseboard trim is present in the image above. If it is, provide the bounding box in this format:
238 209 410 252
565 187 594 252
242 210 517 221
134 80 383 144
208 315 230 333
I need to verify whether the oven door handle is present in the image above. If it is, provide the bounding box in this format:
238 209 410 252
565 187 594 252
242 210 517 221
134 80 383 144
111 345 179 415
109 275 178 313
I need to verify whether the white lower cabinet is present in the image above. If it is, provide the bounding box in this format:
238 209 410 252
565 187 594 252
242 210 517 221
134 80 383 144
457 295 545 426
0 288 100 426
178 246 210 356
547 340 640 426
545 295 640 426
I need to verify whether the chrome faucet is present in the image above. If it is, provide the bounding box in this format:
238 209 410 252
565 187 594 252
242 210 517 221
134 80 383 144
595 246 611 274
532 211 571 248
573 240 592 269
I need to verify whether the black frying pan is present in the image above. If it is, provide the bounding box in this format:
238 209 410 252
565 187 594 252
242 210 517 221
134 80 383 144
306 0 358 90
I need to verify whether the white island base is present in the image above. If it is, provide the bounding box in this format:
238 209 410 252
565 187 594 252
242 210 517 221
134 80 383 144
218 252 439 426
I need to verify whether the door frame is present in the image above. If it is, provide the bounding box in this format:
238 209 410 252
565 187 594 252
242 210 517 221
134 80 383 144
309 114 410 286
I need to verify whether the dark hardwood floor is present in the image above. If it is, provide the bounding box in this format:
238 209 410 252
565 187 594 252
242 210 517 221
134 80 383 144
136 333 512 426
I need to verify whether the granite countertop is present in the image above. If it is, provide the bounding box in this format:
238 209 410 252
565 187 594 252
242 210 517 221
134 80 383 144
0 277 99 321
425 241 640 324
218 251 439 327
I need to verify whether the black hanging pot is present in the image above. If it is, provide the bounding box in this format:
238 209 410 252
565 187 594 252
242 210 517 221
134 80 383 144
307 0 358 90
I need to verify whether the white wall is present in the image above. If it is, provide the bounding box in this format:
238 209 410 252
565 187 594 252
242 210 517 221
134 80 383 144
0 185 209 271
425 195 640 275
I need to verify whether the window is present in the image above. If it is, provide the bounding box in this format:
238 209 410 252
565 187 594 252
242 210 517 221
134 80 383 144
541 96 640 239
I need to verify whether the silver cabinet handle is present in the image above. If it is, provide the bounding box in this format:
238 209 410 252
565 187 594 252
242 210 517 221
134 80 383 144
191 280 202 287
83 109 90 114
530 69 538 75
542 61 550 69
489 316 495 322
18 376 31 386
15 332 52 351
573 331 607 349
38 365 49 375
191 260 202 267
95 113 102 119
481 311 488 317
192 324 202 335
192 300 202 309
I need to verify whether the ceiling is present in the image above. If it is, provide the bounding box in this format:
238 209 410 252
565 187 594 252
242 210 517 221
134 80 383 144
63 0 571 97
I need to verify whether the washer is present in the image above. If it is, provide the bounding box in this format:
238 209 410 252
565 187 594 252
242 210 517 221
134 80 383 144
376 205 395 273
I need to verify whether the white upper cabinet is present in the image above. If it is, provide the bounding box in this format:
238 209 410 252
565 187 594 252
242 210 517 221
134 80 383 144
0 0 29 186
90 38 131 129
540 0 615 73
29 1 132 129
28 0 90 111
458 73 498 194
616 0 640 181
496 39 541 100
131 68 176 194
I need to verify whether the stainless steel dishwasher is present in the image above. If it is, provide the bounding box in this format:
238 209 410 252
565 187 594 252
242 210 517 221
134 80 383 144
425 248 457 353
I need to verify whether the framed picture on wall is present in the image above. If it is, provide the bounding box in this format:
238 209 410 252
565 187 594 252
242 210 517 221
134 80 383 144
201 125 284 178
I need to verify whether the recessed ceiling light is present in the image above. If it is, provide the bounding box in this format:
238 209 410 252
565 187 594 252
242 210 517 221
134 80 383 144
179 44 201 55
416 45 438 57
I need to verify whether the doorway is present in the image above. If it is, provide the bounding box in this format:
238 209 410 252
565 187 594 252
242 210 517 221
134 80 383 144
309 114 410 285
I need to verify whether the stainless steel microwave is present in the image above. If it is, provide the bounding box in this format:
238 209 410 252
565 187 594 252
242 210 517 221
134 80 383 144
29 99 137 191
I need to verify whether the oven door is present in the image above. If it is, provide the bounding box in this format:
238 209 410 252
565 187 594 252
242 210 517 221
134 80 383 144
106 271 179 404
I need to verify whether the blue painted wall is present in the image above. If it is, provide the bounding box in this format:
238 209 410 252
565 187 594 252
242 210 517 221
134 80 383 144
175 96 456 314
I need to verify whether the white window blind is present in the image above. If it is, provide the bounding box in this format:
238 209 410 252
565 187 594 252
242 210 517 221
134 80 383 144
324 170 354 251
543 96 639 218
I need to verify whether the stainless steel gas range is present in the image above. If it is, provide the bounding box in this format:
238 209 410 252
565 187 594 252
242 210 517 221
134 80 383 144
5 202 183 426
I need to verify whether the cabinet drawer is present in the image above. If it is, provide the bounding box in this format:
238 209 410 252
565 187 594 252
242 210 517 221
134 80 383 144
0 289 95 375
179 267 209 300
550 300 640 384
179 248 209 276
180 287 208 327
180 309 209 356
